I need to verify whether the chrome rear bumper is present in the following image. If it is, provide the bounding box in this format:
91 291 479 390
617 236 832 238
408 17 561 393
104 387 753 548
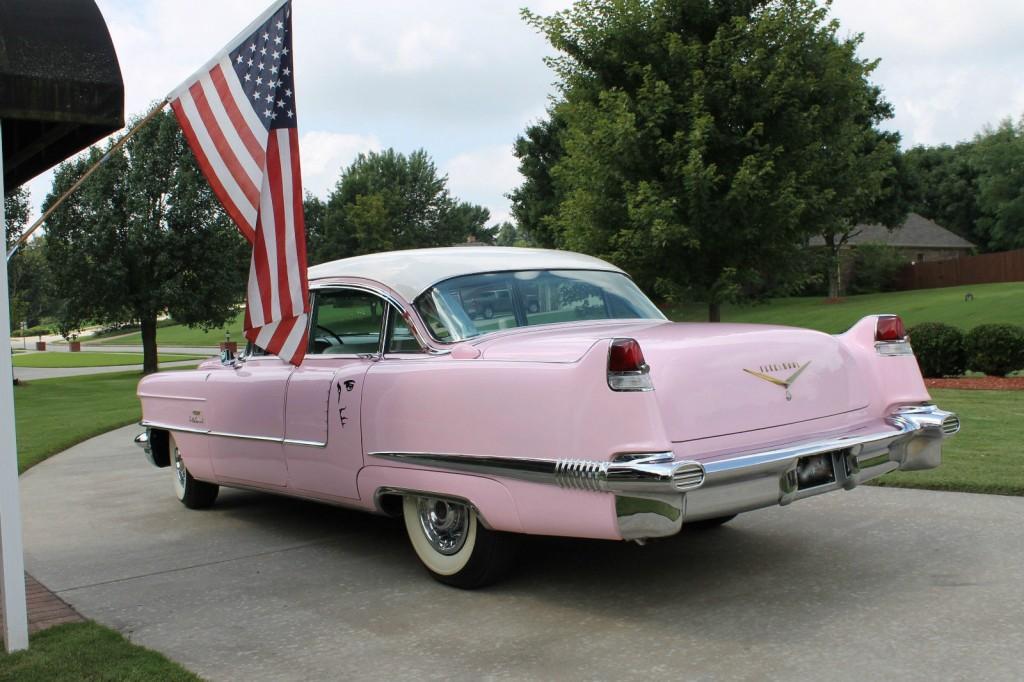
615 405 959 540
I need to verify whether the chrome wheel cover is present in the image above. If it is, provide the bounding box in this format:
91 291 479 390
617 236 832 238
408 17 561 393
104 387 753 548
172 445 187 489
416 497 470 555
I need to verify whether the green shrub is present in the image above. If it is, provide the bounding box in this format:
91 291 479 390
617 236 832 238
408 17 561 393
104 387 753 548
908 322 966 377
11 325 52 338
964 324 1024 377
847 243 906 294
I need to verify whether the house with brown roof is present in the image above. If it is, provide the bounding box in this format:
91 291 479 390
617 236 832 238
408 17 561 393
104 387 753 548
809 213 975 293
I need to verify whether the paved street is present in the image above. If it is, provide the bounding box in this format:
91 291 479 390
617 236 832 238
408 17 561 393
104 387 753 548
20 427 1024 681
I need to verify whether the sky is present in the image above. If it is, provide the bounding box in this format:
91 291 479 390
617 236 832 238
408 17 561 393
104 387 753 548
20 0 1024 229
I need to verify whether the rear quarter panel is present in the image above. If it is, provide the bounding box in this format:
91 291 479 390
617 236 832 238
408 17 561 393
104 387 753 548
360 343 669 539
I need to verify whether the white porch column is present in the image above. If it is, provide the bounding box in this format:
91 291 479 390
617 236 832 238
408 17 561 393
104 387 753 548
0 121 30 652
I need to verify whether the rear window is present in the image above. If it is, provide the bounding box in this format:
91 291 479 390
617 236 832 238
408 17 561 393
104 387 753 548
414 269 664 342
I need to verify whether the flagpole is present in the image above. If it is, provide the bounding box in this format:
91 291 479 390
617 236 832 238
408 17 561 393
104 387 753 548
5 98 169 263
0 121 29 653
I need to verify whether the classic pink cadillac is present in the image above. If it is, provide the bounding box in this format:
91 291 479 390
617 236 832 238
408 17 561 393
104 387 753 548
136 247 959 587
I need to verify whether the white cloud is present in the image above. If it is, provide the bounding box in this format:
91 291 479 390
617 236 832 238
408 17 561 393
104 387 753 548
445 145 523 226
830 0 1024 146
299 131 381 199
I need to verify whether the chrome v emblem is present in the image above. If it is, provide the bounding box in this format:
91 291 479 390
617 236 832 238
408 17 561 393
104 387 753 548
743 361 811 401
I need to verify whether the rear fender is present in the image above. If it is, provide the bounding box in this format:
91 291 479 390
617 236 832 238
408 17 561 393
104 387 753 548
839 315 930 412
357 465 524 533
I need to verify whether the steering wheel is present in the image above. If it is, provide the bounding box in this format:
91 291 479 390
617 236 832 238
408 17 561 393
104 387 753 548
316 324 344 346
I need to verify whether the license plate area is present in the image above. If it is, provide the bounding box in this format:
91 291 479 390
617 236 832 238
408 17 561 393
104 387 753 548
796 452 837 490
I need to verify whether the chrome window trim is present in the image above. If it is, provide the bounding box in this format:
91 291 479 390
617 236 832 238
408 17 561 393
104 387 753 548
309 282 448 356
307 285 390 359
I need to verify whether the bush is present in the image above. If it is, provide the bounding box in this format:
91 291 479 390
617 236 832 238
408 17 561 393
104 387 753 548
908 323 966 377
11 325 52 338
965 324 1024 377
846 243 906 294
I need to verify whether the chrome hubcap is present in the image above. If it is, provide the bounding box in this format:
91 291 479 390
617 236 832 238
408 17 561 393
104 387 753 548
172 446 186 488
416 497 469 555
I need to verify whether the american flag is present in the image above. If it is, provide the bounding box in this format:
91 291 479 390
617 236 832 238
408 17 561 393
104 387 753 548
169 0 309 365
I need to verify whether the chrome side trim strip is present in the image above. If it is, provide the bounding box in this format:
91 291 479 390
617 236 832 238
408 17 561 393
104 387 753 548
139 420 326 448
282 438 328 448
137 394 207 402
367 451 705 494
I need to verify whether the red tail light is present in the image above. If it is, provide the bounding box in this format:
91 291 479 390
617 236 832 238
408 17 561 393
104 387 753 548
875 315 906 342
608 338 646 372
607 338 653 391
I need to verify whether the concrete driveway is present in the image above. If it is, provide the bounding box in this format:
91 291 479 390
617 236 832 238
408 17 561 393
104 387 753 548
20 427 1024 681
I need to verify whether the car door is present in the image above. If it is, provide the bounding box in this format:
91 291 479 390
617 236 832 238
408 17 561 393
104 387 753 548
206 351 292 488
282 287 387 500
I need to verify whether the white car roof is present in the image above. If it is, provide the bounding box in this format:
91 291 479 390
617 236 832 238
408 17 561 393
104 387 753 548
307 246 626 302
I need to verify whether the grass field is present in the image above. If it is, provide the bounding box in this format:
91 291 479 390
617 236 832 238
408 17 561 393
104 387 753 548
0 622 199 681
98 311 245 347
666 281 1024 332
13 371 143 473
872 388 1024 495
12 352 206 368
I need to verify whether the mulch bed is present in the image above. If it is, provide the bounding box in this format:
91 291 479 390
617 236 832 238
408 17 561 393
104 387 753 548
925 376 1024 391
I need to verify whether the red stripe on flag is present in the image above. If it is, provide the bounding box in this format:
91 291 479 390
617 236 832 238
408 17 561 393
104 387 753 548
252 221 274 324
288 129 310 309
268 315 298 356
209 65 267 168
188 81 261 210
171 98 256 244
266 133 293 319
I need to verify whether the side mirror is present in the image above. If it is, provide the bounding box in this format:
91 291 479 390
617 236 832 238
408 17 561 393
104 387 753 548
220 348 236 365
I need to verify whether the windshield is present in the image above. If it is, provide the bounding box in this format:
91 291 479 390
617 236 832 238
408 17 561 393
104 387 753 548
414 269 666 342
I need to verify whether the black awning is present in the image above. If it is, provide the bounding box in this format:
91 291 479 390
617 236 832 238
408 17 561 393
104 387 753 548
0 0 124 191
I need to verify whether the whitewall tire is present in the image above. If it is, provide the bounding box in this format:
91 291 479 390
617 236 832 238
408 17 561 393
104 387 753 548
402 495 516 588
170 434 219 509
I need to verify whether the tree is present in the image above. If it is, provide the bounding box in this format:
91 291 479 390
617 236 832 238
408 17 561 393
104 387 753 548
310 149 494 263
901 143 982 245
7 237 54 331
972 117 1024 251
519 0 904 319
3 186 30 253
44 109 249 373
509 113 566 247
3 186 45 329
303 193 327 264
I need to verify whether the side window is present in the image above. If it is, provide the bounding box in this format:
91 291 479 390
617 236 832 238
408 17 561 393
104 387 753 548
387 307 424 354
309 289 385 355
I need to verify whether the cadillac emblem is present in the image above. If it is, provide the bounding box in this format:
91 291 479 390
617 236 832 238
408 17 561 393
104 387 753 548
742 361 811 401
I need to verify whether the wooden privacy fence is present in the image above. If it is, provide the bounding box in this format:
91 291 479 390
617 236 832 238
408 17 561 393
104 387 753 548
899 248 1024 290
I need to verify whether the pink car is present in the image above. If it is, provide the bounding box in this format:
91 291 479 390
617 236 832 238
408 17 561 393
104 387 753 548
136 246 959 588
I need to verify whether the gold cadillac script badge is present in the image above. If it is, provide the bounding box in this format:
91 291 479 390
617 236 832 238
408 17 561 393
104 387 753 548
742 361 811 401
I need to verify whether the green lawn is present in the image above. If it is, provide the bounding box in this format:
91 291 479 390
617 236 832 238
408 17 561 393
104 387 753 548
12 352 207 369
872 388 1024 495
0 622 199 681
13 371 143 473
665 281 1024 332
98 311 245 347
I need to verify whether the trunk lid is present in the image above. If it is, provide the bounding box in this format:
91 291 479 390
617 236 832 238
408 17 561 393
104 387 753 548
632 323 869 442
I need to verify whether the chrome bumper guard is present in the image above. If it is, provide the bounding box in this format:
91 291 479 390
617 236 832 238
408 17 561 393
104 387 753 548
615 405 959 541
134 430 153 463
